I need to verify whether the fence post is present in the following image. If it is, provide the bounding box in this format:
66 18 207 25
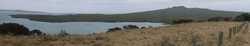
228 29 232 39
243 23 249 33
238 23 244 31
236 26 240 33
218 32 224 46
192 34 197 46
232 27 236 35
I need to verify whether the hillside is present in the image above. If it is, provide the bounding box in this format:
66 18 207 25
11 6 245 23
1 22 250 46
121 6 242 19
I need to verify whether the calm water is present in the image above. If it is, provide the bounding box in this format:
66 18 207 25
0 14 165 34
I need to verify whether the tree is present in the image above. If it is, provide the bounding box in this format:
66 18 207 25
0 23 30 35
234 13 250 21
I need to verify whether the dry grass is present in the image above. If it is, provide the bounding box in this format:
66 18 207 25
1 22 250 46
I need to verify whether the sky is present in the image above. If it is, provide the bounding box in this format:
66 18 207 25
0 0 249 14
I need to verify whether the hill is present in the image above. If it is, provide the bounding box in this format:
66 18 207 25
0 9 51 15
121 6 243 19
1 22 250 46
10 6 245 23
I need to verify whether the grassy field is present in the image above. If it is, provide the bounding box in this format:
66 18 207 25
1 22 250 46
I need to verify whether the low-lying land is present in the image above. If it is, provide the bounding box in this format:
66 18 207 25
11 15 175 23
1 22 250 46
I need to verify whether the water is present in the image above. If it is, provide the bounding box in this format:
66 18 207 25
0 14 166 34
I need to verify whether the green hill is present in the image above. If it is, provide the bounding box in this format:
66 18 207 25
121 6 242 19
11 6 245 23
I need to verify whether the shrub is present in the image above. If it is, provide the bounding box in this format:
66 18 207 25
141 26 147 29
0 23 45 35
234 13 250 21
0 23 30 35
123 25 139 29
30 29 46 35
207 17 232 21
107 27 122 32
172 19 194 24
107 25 141 32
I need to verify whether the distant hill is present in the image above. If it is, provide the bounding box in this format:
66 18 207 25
120 6 243 19
0 10 57 15
11 6 246 23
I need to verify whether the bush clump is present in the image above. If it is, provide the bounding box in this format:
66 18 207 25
234 13 250 21
0 23 45 35
123 25 140 29
207 17 233 21
172 19 194 24
107 27 122 32
107 25 141 32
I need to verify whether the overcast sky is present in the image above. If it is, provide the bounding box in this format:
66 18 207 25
0 0 249 14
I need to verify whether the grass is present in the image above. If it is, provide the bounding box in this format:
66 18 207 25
1 22 250 46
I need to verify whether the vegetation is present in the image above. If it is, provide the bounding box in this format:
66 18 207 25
170 13 250 24
30 29 45 35
0 23 45 35
0 23 30 35
122 25 140 29
11 14 173 23
207 17 233 21
0 22 249 46
107 25 141 32
234 13 250 21
107 27 122 32
172 19 194 24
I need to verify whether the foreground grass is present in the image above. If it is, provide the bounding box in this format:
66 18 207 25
1 22 250 46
